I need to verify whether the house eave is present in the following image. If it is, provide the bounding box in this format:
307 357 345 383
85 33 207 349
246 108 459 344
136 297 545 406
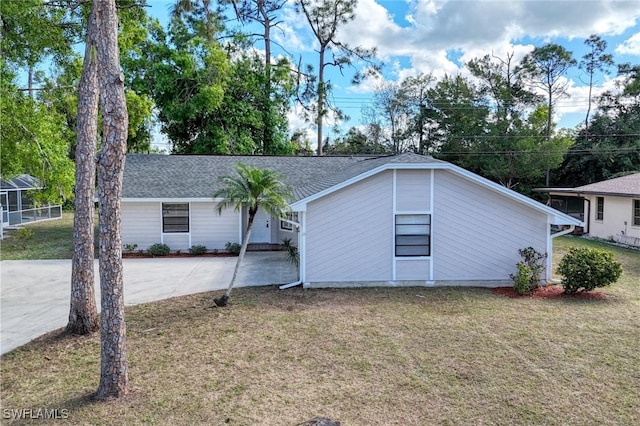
533 188 640 198
122 197 224 203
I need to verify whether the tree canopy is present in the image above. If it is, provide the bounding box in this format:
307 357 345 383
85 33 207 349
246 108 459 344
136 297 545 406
2 2 637 201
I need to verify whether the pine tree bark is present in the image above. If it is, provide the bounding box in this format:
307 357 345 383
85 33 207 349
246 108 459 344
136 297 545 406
67 3 99 336
94 0 129 400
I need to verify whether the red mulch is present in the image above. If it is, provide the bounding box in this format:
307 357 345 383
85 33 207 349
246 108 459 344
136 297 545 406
122 253 237 259
491 285 608 300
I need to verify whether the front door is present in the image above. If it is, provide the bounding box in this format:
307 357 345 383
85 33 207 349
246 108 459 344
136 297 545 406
249 207 270 243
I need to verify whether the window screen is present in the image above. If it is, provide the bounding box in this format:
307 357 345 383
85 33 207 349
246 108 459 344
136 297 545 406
596 197 604 221
395 214 431 256
162 203 189 233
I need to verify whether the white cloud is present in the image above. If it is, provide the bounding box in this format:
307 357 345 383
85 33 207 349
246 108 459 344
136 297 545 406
339 0 409 60
334 0 640 79
276 3 315 53
616 32 640 55
265 0 640 133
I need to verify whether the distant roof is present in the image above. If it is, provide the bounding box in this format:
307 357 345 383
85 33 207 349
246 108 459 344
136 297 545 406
122 153 445 202
535 173 640 198
0 174 42 191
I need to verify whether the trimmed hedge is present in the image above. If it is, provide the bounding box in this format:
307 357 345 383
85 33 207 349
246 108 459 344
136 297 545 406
557 247 622 294
148 243 170 257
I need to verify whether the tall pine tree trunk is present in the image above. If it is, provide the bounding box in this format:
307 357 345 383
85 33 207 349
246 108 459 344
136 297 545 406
259 0 273 154
68 4 99 336
94 0 129 400
316 46 326 156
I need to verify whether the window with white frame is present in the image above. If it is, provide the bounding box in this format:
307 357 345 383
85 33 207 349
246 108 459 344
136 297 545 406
280 212 298 231
633 199 640 226
162 203 189 233
596 197 604 221
395 214 431 256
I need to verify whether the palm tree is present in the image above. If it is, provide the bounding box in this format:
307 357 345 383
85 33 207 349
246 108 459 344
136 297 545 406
212 163 292 306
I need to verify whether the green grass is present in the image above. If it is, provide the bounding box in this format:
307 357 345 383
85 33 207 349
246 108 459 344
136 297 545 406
0 212 97 260
1 232 639 425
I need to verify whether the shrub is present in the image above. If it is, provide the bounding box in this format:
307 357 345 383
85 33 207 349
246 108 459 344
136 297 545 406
147 243 170 257
225 242 241 255
189 245 207 255
16 227 35 241
557 247 622 294
510 247 547 295
511 263 533 295
123 243 138 253
14 227 35 249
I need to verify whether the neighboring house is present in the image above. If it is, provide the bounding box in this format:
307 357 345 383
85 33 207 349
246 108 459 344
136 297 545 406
538 173 640 247
122 153 582 288
0 175 62 231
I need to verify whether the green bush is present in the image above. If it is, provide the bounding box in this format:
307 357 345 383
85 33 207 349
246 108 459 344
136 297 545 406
510 247 547 294
147 243 170 257
16 227 35 241
557 247 622 294
511 263 533 295
123 243 138 253
225 242 241 255
189 245 207 255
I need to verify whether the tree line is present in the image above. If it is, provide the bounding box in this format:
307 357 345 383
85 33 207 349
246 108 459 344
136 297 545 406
328 45 639 192
2 0 639 203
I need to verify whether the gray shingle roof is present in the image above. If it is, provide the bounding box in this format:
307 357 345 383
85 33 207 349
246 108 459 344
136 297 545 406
574 173 640 197
123 153 444 201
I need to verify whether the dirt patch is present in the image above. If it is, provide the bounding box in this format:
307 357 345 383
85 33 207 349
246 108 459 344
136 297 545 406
491 285 608 300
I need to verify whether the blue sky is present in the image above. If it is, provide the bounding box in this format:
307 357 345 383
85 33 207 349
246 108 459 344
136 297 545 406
146 0 640 149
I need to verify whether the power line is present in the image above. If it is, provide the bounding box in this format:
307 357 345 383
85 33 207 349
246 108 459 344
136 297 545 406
437 147 638 156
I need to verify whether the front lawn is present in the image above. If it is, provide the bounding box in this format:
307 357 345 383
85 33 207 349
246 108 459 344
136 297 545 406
1 237 638 425
0 212 95 260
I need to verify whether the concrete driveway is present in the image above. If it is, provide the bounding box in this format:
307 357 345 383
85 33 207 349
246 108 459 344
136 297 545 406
0 252 297 354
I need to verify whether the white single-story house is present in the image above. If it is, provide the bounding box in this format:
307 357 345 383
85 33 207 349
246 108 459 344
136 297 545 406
122 153 582 288
538 173 640 247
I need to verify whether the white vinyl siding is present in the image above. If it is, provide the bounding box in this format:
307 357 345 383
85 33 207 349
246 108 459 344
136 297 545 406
191 202 240 250
305 171 393 282
433 170 547 281
162 233 190 250
396 259 430 280
396 170 431 211
121 202 162 250
393 170 433 281
122 201 240 252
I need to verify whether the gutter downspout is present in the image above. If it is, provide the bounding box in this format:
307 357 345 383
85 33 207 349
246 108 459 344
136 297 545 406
279 216 302 290
548 225 576 283
279 280 302 290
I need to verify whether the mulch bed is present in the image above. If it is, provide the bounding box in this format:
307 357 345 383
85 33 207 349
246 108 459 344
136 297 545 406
491 285 607 300
122 253 237 259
